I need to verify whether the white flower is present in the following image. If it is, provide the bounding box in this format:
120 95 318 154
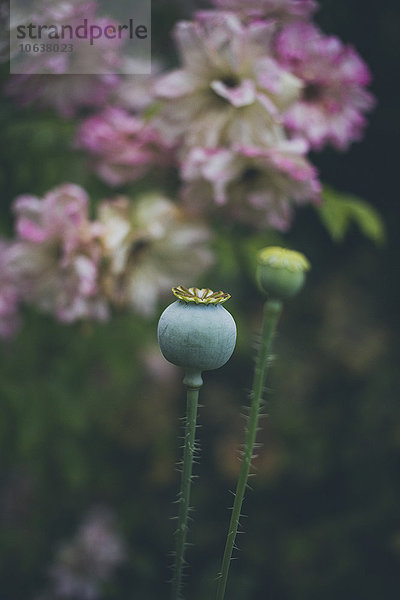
154 11 301 149
98 194 214 316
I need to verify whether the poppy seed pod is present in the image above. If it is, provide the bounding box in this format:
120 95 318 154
256 246 310 301
158 286 237 388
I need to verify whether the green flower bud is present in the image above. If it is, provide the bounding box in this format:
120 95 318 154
158 286 237 387
256 246 310 301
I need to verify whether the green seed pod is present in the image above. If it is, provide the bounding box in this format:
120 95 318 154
256 246 310 301
158 286 237 388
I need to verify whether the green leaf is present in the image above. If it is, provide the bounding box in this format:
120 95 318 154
316 186 386 245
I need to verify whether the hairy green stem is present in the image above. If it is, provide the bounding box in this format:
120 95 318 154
216 299 282 600
172 377 201 600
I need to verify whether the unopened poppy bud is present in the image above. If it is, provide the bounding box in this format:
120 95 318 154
256 246 310 301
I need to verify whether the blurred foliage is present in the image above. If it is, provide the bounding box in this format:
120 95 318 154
1 1 400 599
317 186 385 245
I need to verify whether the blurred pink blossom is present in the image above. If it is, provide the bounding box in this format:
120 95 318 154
76 107 175 186
10 183 108 323
274 22 375 150
211 0 317 20
181 140 321 230
46 507 126 599
154 11 301 149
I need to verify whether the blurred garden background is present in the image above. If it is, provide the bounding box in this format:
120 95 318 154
1 0 400 599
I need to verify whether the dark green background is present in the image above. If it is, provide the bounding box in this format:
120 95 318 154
1 1 399 598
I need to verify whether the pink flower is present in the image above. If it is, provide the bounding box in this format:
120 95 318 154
153 11 301 149
274 22 375 150
10 184 108 323
0 242 21 339
181 141 321 230
211 0 317 20
76 107 175 186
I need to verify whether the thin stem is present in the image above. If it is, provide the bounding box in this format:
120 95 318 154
216 298 282 600
172 382 201 600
